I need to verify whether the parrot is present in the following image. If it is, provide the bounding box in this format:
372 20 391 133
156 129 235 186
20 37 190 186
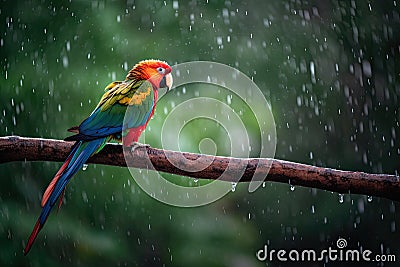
24 59 173 255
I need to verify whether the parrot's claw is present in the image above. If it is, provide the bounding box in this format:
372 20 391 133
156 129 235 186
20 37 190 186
130 142 150 153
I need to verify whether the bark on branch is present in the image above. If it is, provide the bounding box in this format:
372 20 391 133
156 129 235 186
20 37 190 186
1 136 399 201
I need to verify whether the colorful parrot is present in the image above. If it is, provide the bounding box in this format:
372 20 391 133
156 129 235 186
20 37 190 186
24 59 173 255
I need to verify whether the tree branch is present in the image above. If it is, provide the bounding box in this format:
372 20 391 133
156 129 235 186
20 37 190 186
1 136 399 201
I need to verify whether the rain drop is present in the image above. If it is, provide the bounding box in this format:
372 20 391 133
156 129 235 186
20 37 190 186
82 164 88 171
62 56 69 68
231 182 237 192
227 95 232 105
216 36 223 45
338 193 344 203
310 61 316 83
172 0 179 10
296 96 302 106
367 196 373 202
82 191 88 203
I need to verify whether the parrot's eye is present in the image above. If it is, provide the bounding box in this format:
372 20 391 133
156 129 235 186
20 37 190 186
156 67 165 74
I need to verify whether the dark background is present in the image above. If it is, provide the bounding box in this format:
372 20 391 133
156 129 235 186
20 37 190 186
1 1 399 266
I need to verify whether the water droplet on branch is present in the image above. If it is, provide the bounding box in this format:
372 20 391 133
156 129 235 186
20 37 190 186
82 164 88 171
231 182 237 192
338 193 344 203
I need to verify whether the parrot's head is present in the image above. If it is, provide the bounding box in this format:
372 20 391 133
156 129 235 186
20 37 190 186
127 59 173 91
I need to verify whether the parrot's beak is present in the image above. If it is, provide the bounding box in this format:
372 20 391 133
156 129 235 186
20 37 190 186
165 73 173 91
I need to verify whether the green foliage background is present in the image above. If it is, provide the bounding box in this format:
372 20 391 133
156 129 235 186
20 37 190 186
1 1 399 266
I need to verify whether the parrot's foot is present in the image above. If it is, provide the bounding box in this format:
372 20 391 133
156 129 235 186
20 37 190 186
130 142 150 153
